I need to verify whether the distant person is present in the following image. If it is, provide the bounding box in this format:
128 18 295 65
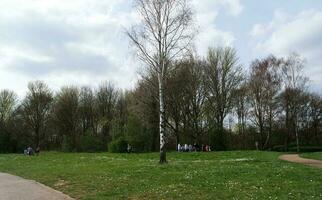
177 143 181 152
35 147 40 156
24 149 28 155
27 147 34 156
193 143 197 152
255 141 259 150
127 144 132 153
188 144 193 152
184 144 188 152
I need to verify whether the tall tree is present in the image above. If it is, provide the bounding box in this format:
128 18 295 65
0 90 17 123
204 47 243 150
127 0 194 163
79 87 98 135
96 82 119 145
248 56 282 150
0 90 17 152
22 81 53 148
281 53 308 152
234 81 249 148
54 86 80 151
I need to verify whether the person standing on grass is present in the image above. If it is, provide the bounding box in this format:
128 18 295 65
27 147 34 156
184 144 188 152
177 143 181 152
127 144 132 153
35 146 40 156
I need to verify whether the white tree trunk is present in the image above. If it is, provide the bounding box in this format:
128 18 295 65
159 74 166 163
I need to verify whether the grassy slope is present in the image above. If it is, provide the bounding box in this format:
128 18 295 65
302 152 322 161
0 151 321 200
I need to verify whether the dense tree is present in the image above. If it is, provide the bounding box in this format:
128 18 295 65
234 82 249 148
0 90 18 152
204 47 243 150
248 56 282 150
0 50 321 153
96 82 119 146
165 58 206 146
0 90 17 123
53 87 80 151
21 81 53 148
280 54 308 152
79 87 98 135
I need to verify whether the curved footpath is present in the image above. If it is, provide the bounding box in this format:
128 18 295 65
279 154 322 168
0 172 74 200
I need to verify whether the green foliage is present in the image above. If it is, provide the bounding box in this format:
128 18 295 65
0 129 11 153
108 137 128 153
210 128 229 151
80 135 106 152
61 135 73 152
125 115 152 152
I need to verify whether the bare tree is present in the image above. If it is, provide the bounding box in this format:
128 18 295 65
127 0 194 163
54 86 80 151
22 81 53 148
234 81 249 148
96 82 119 145
308 94 322 144
204 47 243 150
248 56 282 150
281 53 308 152
0 90 17 123
79 87 98 135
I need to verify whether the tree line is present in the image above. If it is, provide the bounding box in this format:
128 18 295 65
0 47 321 153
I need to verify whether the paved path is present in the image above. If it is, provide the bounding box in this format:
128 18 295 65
0 173 74 200
279 154 322 168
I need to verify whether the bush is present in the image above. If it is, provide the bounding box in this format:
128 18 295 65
80 135 106 152
289 146 322 152
61 135 73 152
210 128 229 151
108 137 128 153
125 115 153 152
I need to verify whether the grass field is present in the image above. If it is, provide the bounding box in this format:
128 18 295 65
302 152 322 161
0 151 321 200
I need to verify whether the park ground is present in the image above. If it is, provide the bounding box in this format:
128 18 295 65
0 151 322 200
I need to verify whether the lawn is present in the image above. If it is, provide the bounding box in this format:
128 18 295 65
302 152 322 161
0 151 321 200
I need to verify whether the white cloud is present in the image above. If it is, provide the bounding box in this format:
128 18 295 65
0 0 139 97
192 0 243 56
251 9 322 92
0 0 243 97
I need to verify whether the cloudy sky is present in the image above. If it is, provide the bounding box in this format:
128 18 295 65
1 0 322 97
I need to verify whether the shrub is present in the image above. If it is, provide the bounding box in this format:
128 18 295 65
80 135 106 152
61 135 73 152
108 137 128 153
125 115 152 152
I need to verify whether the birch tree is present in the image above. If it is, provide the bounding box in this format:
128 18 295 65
127 0 194 163
281 53 308 152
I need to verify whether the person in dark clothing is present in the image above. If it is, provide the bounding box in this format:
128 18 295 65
35 147 40 156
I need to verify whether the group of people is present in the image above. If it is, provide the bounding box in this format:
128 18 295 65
24 146 40 156
177 143 212 152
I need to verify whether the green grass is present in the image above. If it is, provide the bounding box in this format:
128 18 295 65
0 151 322 200
302 152 322 161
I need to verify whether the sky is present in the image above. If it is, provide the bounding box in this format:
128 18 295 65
0 0 322 97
